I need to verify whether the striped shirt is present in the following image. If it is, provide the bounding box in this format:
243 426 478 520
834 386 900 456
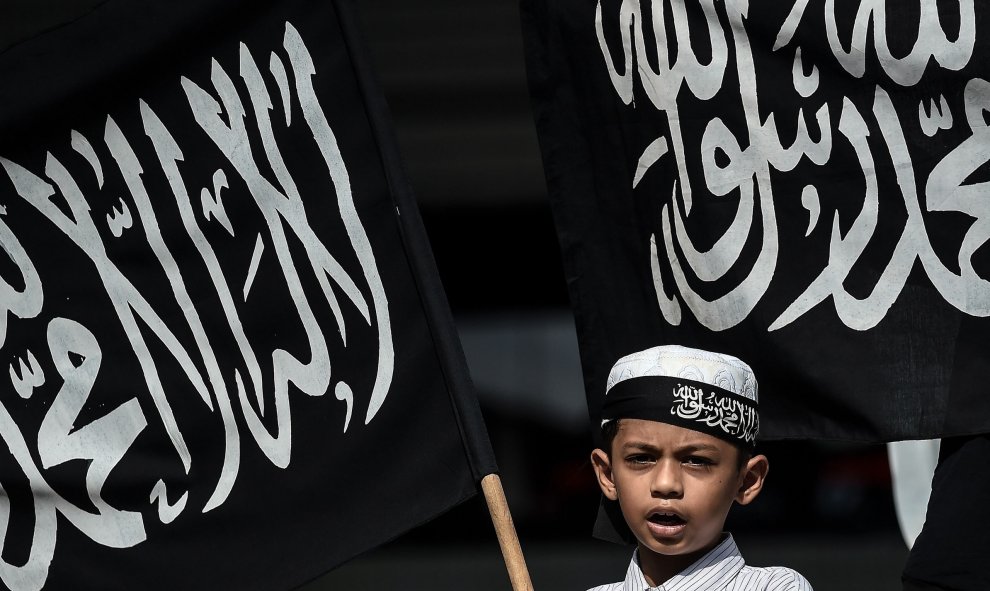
587 534 813 591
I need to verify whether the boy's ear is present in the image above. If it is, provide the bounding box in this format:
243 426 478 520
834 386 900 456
735 453 769 506
590 448 618 501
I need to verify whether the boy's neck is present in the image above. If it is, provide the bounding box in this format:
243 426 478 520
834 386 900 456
636 534 727 587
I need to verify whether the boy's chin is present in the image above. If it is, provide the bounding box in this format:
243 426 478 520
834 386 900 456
636 530 723 558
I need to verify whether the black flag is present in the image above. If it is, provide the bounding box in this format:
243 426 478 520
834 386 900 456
0 0 496 589
522 0 990 442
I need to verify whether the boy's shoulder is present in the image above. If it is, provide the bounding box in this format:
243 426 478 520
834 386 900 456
585 566 813 591
584 538 814 591
737 563 814 590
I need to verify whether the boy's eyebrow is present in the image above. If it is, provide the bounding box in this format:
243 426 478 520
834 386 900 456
619 441 723 454
620 441 661 453
679 443 721 453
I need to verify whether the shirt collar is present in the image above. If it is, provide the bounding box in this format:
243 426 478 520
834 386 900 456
621 534 745 591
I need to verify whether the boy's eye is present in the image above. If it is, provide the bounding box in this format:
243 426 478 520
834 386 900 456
626 454 654 465
684 456 714 466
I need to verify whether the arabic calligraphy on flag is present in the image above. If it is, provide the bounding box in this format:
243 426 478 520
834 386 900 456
523 0 990 440
0 1 494 589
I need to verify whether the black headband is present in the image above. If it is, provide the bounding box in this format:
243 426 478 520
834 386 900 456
602 375 759 448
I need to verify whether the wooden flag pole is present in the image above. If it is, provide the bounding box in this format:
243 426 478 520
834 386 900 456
482 473 535 591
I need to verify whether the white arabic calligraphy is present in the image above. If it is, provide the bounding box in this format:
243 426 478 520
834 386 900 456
597 0 990 331
670 384 758 443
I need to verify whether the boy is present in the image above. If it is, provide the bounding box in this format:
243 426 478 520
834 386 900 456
588 345 813 590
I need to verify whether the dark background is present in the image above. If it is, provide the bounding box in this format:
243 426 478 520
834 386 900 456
0 1 910 589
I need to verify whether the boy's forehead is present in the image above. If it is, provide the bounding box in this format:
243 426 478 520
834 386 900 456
615 418 734 449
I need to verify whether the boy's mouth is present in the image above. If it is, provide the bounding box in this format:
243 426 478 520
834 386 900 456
646 511 688 538
647 512 686 526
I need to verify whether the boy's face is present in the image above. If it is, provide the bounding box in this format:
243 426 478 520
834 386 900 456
591 418 766 565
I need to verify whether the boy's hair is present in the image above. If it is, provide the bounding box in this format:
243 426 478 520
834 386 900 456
600 418 620 454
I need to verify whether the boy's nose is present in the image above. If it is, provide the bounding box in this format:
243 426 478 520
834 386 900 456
651 460 683 498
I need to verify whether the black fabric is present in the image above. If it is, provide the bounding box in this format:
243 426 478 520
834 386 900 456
593 494 636 547
902 577 953 591
603 376 758 448
902 434 990 591
521 0 990 443
0 1 496 589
